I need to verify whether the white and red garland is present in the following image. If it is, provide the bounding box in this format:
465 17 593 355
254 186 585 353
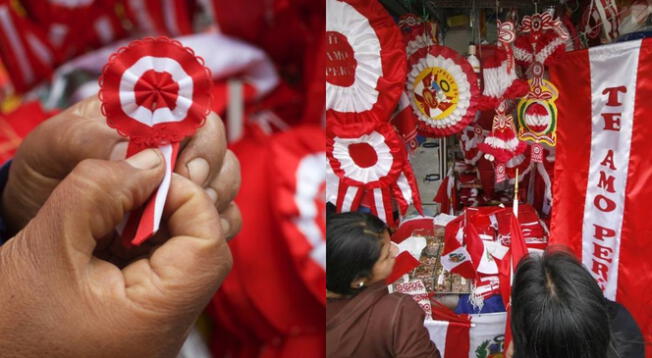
325 0 406 130
478 20 529 110
327 122 422 226
407 45 479 137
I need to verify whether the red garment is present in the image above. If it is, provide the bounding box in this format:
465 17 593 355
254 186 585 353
210 125 325 358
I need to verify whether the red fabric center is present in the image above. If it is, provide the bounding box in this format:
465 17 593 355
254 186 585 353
348 142 378 168
325 31 357 87
134 70 179 111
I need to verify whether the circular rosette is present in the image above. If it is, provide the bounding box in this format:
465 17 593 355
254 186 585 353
327 122 404 188
325 0 406 129
407 45 479 137
99 37 212 144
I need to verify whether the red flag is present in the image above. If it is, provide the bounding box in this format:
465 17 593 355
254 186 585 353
386 217 430 284
434 168 456 215
498 214 528 347
549 38 652 355
391 91 418 152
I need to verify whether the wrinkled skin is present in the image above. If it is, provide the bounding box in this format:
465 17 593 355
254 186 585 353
0 97 241 357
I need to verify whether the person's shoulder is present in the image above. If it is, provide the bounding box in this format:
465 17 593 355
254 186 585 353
606 300 645 358
379 292 425 316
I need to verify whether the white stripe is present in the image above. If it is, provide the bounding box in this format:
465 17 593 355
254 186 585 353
373 187 386 222
395 171 413 206
119 56 193 126
94 16 114 45
0 6 34 84
424 320 448 356
163 0 181 36
340 186 358 212
26 34 54 66
128 0 157 33
153 144 174 232
582 40 639 300
396 236 426 260
326 161 339 204
293 153 326 269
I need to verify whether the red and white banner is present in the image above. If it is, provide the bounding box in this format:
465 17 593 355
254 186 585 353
549 38 652 351
426 310 507 358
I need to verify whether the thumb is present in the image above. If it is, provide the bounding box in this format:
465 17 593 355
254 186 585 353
21 149 165 270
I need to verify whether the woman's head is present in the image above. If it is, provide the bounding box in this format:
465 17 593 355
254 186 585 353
326 212 397 295
511 248 611 358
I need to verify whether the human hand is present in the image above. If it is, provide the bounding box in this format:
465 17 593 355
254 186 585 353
0 150 232 357
1 96 241 240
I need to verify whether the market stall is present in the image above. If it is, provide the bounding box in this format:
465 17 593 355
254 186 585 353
326 0 652 356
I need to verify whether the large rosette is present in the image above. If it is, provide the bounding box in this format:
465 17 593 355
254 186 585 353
407 45 479 137
325 0 406 132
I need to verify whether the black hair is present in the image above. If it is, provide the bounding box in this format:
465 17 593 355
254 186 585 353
326 211 387 296
511 248 613 358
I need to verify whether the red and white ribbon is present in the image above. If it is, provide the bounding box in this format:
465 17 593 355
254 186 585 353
99 37 212 246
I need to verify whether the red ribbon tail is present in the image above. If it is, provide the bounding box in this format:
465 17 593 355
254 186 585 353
119 141 180 247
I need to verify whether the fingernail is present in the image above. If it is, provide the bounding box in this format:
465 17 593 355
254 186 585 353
187 157 209 185
126 149 161 169
110 141 128 161
220 218 231 235
205 188 218 203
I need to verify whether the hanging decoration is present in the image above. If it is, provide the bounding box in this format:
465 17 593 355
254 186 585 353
478 20 529 110
478 102 527 166
325 0 406 130
459 125 486 166
513 10 569 71
406 45 479 137
581 0 620 45
99 37 212 246
398 13 440 58
516 78 559 149
514 9 567 163
327 122 422 226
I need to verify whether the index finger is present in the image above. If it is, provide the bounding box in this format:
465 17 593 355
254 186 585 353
175 112 227 187
122 173 232 310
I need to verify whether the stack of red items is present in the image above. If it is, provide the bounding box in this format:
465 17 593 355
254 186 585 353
440 205 548 305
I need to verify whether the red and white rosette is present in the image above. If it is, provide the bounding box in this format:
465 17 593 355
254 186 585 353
327 122 422 226
325 0 406 131
407 45 479 137
404 21 439 58
99 37 212 246
271 126 326 305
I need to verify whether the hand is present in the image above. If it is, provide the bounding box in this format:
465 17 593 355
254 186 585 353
1 96 241 240
0 150 232 357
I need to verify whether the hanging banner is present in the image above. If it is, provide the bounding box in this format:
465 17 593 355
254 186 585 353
549 39 652 353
